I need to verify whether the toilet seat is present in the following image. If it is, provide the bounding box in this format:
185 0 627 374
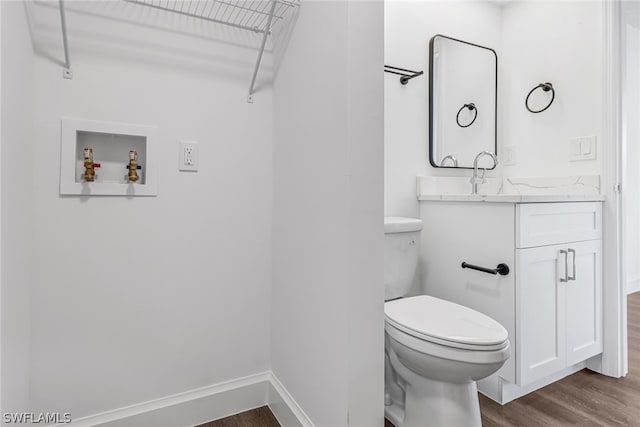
385 321 510 366
384 295 508 351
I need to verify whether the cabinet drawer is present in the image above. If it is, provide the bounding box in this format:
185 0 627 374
516 202 602 248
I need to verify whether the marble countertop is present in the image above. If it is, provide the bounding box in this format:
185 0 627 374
417 194 606 203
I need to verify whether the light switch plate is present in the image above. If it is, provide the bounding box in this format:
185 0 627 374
569 136 596 161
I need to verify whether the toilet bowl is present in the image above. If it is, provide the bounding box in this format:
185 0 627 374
384 295 510 427
383 217 510 427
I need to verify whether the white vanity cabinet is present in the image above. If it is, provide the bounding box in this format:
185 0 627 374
516 202 602 385
419 198 603 404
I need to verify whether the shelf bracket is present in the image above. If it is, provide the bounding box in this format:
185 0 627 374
59 0 72 79
247 0 277 103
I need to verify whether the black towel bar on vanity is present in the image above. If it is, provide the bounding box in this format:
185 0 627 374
461 262 510 276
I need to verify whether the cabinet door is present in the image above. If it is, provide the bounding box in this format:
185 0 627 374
565 240 603 366
516 244 566 386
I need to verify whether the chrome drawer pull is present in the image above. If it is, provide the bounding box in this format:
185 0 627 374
568 248 576 281
560 250 568 283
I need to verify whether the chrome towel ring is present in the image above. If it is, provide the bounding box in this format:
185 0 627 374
525 82 555 113
456 103 477 128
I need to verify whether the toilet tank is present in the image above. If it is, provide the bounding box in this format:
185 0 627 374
384 217 423 301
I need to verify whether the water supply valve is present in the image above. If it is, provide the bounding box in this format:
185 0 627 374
126 150 142 183
82 147 101 182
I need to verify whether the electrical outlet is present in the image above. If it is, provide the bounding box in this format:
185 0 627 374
184 146 194 166
179 141 198 171
503 145 516 166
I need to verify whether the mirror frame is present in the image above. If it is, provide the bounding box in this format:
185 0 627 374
428 34 498 170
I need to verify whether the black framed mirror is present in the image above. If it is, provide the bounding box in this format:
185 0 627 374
429 34 498 169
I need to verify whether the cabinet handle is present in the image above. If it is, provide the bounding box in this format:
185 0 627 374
560 249 568 283
568 248 576 281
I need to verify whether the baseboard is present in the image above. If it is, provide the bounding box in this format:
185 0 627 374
479 361 587 405
627 278 640 295
56 372 314 427
267 373 314 427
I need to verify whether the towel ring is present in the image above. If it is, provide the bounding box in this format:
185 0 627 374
525 82 555 113
456 103 477 128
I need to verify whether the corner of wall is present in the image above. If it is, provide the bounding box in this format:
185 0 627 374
0 0 35 416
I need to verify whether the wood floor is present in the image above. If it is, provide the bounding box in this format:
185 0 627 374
479 291 640 427
202 294 640 427
196 406 280 427
386 292 640 427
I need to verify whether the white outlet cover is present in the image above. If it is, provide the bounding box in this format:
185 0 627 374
503 145 516 166
179 141 198 171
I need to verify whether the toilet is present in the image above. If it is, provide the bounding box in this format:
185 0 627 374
384 217 510 427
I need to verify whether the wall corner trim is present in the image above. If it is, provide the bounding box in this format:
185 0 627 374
267 372 315 427
55 371 314 427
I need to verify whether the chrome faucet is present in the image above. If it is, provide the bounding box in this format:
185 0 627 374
470 151 498 194
441 155 458 167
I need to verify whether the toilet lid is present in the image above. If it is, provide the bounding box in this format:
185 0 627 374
384 295 508 348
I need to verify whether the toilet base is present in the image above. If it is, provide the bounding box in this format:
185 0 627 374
409 378 480 427
387 347 482 427
385 379 481 427
384 402 404 427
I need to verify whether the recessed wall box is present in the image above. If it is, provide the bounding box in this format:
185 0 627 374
60 118 157 196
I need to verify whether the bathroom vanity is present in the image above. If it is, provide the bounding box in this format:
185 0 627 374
418 195 604 404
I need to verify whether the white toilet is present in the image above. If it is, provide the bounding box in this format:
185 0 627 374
384 217 510 427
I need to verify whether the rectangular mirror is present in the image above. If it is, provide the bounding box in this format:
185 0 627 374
429 34 497 169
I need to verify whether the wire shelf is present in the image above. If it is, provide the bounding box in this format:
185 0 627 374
122 0 299 34
55 0 299 101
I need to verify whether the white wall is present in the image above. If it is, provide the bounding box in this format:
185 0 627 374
1 1 34 416
345 3 385 424
272 1 384 426
384 1 603 217
2 2 385 424
384 0 503 217
623 1 640 294
500 1 603 179
26 2 273 418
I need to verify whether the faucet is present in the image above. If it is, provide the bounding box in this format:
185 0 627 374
470 151 498 194
441 155 458 167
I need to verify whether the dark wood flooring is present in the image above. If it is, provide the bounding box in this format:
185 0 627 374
479 291 640 427
200 295 639 427
387 292 640 427
196 406 280 427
